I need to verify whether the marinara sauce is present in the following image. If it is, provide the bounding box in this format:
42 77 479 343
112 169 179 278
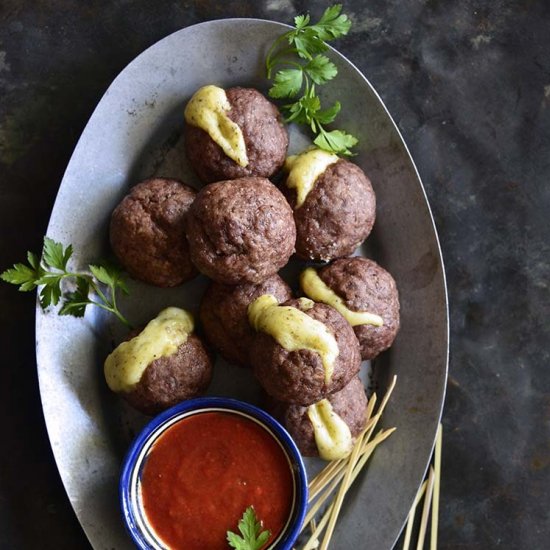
140 411 294 550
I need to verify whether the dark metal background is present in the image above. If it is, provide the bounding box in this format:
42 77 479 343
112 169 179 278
0 1 549 549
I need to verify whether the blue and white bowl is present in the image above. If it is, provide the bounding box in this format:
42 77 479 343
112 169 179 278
120 397 308 550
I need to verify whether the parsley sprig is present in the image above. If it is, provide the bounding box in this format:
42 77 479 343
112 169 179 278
227 506 271 550
266 4 358 156
1 237 132 328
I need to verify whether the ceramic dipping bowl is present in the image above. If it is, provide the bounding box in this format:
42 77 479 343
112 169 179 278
120 397 308 550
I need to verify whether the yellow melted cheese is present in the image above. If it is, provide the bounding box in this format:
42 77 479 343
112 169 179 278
307 399 353 460
104 307 194 393
300 267 384 327
284 148 339 207
184 85 248 167
248 294 339 384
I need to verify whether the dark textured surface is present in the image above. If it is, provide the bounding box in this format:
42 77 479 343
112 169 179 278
0 1 548 549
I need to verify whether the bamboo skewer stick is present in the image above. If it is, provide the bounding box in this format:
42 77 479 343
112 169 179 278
297 376 398 549
308 414 379 501
402 480 428 550
416 466 435 550
319 428 365 550
302 504 333 550
430 424 442 550
304 470 345 526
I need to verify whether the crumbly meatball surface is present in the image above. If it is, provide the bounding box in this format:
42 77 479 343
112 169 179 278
123 333 213 416
284 159 376 261
185 87 288 183
250 299 361 406
319 257 400 360
200 275 292 367
186 177 296 284
267 376 368 457
110 178 197 287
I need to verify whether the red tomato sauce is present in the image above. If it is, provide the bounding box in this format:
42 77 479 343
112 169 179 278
140 411 294 550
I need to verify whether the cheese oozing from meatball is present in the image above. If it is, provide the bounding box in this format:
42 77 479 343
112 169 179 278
300 267 384 327
284 148 339 207
104 307 194 392
184 85 248 167
307 398 353 460
248 294 339 384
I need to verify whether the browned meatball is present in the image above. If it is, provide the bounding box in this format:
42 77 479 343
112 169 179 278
267 376 368 457
110 178 197 287
200 275 292 367
283 159 376 261
122 332 213 416
185 177 296 284
318 257 400 360
185 87 288 183
250 299 361 406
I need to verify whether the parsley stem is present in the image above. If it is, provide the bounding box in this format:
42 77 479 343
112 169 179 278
266 34 289 77
85 299 133 329
87 280 132 329
89 279 110 307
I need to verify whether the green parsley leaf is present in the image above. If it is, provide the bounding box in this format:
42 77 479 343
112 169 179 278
95 259 130 295
269 68 304 99
89 264 115 287
59 278 90 317
314 128 358 156
291 29 327 59
0 262 42 291
27 251 40 270
315 101 342 125
305 54 338 85
43 237 72 270
266 4 358 155
294 13 310 29
311 4 352 41
227 506 271 550
1 237 132 327
39 278 62 308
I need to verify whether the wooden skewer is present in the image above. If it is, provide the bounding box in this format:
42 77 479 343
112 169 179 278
302 503 333 550
430 424 442 550
402 480 429 550
299 376 399 549
365 391 377 421
351 428 396 484
308 459 343 500
304 427 396 531
416 466 435 550
304 469 345 526
377 375 397 418
319 426 370 550
308 414 378 501
308 518 318 548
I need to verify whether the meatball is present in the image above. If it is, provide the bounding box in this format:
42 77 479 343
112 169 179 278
283 155 376 261
250 298 361 406
200 275 292 367
315 257 400 360
123 333 213 415
104 308 213 416
267 376 368 457
185 177 296 284
185 87 288 183
110 177 197 287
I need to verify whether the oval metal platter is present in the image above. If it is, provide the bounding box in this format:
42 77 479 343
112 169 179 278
36 19 448 550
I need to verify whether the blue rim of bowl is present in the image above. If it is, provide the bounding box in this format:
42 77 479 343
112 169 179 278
120 396 308 550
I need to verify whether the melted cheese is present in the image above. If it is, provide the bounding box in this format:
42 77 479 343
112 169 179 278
300 267 384 327
184 85 248 167
284 148 339 207
104 307 194 392
307 399 353 460
248 294 339 384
